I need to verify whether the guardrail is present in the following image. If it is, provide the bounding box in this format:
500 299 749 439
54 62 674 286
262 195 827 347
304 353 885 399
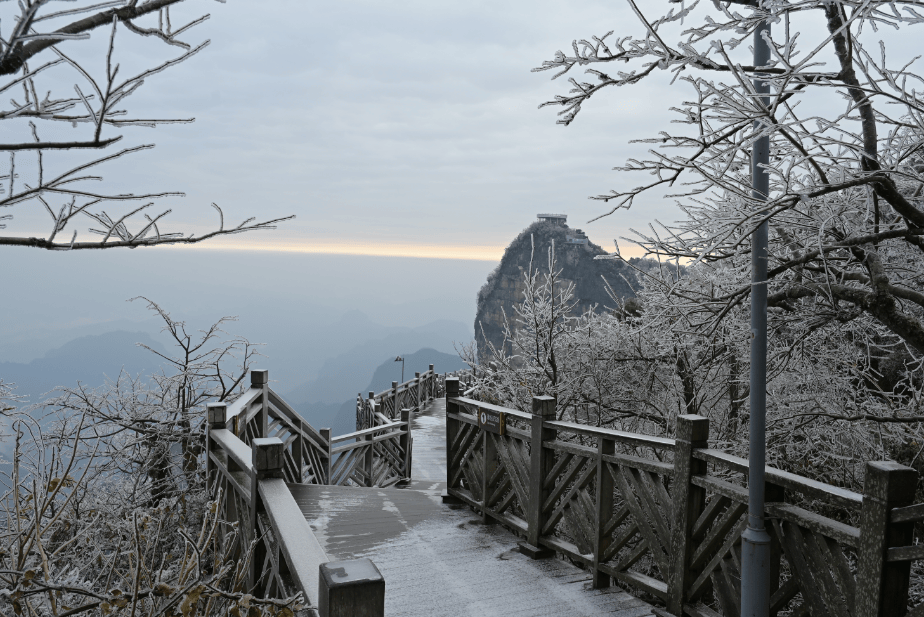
356 365 438 430
329 415 411 487
206 402 385 615
443 377 924 617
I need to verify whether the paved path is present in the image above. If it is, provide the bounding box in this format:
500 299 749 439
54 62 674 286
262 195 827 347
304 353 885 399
291 400 655 617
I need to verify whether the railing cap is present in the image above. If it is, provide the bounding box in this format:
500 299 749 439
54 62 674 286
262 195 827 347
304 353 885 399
676 414 709 443
320 558 384 586
206 402 227 428
863 460 918 504
531 395 556 419
252 436 284 472
251 369 269 387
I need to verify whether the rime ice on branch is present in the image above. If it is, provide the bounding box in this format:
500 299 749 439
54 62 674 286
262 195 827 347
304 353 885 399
0 1 293 250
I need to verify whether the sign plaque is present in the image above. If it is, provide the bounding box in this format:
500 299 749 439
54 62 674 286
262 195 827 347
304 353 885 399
478 407 506 435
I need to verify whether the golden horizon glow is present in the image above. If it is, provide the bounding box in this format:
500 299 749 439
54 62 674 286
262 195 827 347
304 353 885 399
176 239 651 261
175 240 507 261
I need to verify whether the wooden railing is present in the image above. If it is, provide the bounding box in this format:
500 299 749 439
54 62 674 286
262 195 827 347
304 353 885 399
205 402 332 611
355 365 473 430
444 377 924 617
226 370 333 485
329 416 412 487
355 365 439 429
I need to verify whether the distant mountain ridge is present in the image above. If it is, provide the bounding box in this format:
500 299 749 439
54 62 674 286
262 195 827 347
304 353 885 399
282 319 472 405
295 348 469 437
0 330 168 407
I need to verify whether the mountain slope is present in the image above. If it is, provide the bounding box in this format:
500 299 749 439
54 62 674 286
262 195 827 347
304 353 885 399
0 330 169 406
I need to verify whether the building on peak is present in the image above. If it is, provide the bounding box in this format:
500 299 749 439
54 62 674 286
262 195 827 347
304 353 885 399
537 213 567 225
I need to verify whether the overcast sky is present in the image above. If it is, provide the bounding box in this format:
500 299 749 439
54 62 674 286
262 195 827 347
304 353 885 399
6 0 924 264
5 0 693 261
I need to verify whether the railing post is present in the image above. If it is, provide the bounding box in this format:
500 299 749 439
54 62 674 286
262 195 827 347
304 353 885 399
593 435 616 588
320 428 332 485
363 430 375 487
442 377 464 504
367 391 375 429
855 461 918 617
291 418 304 484
667 415 709 614
248 436 285 591
415 372 421 411
482 423 498 524
392 381 399 421
251 369 269 439
205 402 227 493
399 407 413 484
518 395 556 559
428 364 435 401
319 558 385 617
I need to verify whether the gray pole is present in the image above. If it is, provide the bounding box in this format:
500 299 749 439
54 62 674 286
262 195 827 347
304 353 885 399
741 17 771 617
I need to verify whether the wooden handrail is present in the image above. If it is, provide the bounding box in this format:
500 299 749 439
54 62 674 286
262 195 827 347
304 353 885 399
452 396 533 420
210 428 254 474
330 420 406 444
693 448 863 509
331 429 409 455
258 477 329 604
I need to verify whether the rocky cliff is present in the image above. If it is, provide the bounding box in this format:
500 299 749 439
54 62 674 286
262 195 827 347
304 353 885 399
475 220 638 361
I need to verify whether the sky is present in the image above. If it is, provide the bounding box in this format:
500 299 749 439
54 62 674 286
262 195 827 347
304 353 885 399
3 0 687 261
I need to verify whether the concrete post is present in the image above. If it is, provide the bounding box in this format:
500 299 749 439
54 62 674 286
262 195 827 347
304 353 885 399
205 402 227 481
442 377 463 505
251 369 269 439
248 436 285 591
593 435 616 588
320 428 332 485
364 431 375 487
399 407 412 483
366 391 375 430
482 425 498 524
667 415 709 613
319 558 385 617
855 461 918 617
518 395 556 559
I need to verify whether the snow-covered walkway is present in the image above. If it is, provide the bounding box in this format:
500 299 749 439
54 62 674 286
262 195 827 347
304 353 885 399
290 400 656 617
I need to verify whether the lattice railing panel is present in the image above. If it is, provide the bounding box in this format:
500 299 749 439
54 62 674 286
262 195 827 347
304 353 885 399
442 388 921 617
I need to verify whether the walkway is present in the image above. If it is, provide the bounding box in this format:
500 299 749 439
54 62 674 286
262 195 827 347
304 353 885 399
290 400 656 617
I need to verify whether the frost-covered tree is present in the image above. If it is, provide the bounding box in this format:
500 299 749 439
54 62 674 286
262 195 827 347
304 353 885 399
0 304 302 615
1 0 292 249
39 297 259 507
533 0 924 428
466 244 924 495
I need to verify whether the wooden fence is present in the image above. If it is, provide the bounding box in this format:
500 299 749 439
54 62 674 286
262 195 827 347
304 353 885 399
205 402 328 605
355 365 440 430
444 377 924 617
205 368 429 614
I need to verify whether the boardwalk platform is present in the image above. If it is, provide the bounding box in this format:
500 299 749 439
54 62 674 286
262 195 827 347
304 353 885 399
290 400 655 617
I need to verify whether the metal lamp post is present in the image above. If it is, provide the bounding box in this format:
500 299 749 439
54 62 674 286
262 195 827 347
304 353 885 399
741 17 772 617
395 355 405 383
